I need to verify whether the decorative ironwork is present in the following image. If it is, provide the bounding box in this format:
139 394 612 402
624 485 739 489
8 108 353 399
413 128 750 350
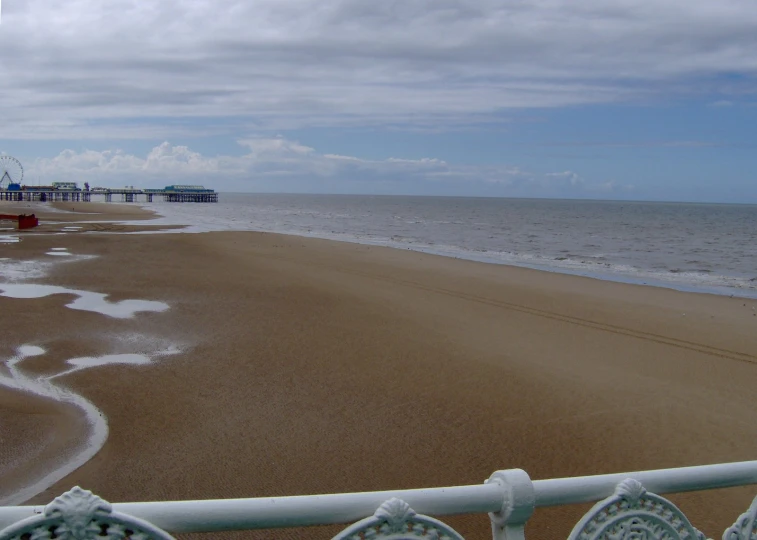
567 479 707 540
3 474 757 539
724 493 757 540
334 497 465 540
0 486 175 540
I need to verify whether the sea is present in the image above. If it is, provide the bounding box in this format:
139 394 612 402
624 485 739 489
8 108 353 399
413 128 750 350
134 193 757 299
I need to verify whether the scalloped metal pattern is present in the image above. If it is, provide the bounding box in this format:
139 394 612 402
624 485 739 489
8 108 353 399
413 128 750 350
0 487 175 540
723 493 757 540
567 479 708 540
333 497 465 540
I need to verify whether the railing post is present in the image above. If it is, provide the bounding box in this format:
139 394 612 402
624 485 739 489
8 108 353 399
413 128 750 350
486 469 535 540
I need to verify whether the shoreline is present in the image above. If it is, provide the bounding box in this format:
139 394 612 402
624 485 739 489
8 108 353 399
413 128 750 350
9 198 755 300
108 200 757 301
2 202 757 539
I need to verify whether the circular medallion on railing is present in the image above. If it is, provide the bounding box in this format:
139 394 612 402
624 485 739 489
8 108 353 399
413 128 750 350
567 479 706 540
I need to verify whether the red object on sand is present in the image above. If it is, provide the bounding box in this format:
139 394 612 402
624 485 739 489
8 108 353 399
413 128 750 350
0 213 39 229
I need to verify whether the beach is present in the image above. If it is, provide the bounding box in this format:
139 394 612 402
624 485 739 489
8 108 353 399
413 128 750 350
2 202 757 539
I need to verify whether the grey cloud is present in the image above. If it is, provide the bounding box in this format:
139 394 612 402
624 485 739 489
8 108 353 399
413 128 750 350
1 0 756 139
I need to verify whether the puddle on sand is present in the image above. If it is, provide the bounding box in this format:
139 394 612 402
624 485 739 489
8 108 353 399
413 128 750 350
17 345 45 357
55 345 181 379
0 283 169 318
0 344 107 505
0 237 178 503
0 255 96 282
47 248 71 256
0 259 51 281
49 353 153 381
0 342 181 505
68 353 152 369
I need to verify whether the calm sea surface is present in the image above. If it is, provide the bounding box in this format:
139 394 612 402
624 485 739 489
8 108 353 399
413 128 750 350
137 194 757 298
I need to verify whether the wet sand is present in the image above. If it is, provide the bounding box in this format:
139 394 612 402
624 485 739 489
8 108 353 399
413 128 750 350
1 201 181 234
1 203 757 539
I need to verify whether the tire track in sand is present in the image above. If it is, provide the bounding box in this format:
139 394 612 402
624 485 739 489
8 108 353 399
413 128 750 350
263 252 757 366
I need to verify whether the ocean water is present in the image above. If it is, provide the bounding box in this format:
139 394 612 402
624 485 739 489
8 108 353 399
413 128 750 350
135 194 757 298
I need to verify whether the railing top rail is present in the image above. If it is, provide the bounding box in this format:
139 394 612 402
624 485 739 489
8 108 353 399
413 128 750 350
1 460 756 534
533 459 757 507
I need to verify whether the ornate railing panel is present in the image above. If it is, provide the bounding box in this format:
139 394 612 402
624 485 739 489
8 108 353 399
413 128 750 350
723 494 757 540
3 461 757 540
0 487 175 540
333 498 465 540
567 479 706 540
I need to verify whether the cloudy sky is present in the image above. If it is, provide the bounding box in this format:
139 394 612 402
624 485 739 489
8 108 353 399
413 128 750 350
0 0 756 202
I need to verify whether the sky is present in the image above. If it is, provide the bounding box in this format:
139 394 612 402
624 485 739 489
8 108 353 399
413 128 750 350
0 0 756 202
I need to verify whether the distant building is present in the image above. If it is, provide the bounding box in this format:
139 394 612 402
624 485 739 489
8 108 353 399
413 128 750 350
52 182 79 190
164 185 214 193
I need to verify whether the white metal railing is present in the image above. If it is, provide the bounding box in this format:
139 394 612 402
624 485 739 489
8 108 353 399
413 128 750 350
2 461 757 539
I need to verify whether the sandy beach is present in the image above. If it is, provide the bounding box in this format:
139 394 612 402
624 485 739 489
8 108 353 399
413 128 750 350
2 202 757 539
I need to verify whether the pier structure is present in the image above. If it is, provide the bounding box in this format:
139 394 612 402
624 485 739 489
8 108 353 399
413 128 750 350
0 184 218 203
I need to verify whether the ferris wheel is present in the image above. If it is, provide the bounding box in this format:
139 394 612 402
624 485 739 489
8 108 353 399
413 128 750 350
0 155 24 188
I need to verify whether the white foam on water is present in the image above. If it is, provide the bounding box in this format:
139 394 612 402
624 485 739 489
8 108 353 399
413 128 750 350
0 283 169 318
0 235 20 243
50 248 68 251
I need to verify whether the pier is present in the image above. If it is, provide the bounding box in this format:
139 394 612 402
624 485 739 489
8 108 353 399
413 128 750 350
0 184 218 203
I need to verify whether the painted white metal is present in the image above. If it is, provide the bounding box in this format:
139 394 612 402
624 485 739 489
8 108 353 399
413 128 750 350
0 484 504 534
723 493 757 540
487 469 534 540
0 487 176 540
532 461 757 507
566 479 706 540
333 497 466 540
1 461 756 534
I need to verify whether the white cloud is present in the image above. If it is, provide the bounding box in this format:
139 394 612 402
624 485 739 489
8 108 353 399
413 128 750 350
27 138 632 197
238 138 315 156
1 0 756 138
545 171 584 187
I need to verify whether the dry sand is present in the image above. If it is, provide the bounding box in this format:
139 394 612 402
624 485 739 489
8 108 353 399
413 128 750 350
1 203 757 539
